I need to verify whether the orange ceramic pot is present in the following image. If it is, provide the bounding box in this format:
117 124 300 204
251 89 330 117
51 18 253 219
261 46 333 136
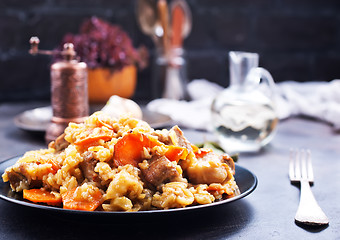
87 65 137 103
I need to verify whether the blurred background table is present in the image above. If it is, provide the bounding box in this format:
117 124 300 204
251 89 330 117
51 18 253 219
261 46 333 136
0 101 339 239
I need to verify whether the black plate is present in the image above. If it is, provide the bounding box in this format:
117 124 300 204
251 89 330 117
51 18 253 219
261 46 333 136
0 156 257 217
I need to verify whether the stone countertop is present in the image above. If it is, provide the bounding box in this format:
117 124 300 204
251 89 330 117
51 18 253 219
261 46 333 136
0 101 339 239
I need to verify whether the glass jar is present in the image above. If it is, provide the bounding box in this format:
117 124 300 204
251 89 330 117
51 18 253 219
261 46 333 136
151 47 189 100
211 51 278 153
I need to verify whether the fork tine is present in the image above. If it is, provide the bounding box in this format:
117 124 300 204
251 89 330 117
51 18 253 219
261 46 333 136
300 149 308 180
289 149 296 181
306 149 314 183
294 150 301 179
289 149 313 183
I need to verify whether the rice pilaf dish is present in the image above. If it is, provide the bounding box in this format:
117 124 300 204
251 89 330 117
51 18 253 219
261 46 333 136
2 112 239 211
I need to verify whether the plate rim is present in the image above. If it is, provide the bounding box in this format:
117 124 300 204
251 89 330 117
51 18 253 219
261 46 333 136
14 106 173 132
0 156 257 216
14 106 51 132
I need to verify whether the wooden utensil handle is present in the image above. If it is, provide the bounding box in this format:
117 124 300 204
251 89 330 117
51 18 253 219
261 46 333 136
171 4 184 48
157 0 169 54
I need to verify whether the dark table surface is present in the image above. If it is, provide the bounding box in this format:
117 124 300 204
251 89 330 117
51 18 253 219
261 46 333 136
0 101 339 240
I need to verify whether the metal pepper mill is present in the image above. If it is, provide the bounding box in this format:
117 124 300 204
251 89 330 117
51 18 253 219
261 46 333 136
29 36 89 143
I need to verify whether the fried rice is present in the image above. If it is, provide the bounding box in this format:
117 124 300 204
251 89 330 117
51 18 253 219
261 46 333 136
2 112 239 211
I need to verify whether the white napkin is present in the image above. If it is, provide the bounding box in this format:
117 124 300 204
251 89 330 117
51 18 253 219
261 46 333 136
147 79 340 130
275 80 340 129
147 79 222 130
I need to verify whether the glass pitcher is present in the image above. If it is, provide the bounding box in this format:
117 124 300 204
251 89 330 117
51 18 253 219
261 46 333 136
211 51 278 153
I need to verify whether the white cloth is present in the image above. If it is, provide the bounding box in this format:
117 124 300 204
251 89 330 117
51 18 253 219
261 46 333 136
275 80 340 129
147 79 221 130
147 79 340 130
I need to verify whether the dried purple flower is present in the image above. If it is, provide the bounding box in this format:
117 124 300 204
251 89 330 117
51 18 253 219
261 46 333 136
59 17 148 71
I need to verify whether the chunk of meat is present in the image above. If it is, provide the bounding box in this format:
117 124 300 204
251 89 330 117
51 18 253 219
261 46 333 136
6 169 29 191
48 133 70 152
185 152 234 185
169 126 193 150
222 154 235 175
151 129 171 145
5 164 43 192
141 156 182 187
80 151 99 182
54 133 70 152
153 126 193 150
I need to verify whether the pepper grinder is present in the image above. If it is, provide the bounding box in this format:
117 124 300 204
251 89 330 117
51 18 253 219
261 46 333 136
29 37 89 143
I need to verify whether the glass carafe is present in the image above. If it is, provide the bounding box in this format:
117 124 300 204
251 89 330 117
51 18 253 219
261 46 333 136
211 51 278 153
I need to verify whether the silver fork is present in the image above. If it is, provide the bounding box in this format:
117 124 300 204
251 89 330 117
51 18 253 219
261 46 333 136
289 149 329 225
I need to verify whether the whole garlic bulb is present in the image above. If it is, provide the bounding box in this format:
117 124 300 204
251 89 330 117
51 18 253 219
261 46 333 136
101 95 143 119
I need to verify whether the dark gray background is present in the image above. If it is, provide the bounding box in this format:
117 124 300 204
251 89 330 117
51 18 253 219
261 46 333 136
1 0 340 102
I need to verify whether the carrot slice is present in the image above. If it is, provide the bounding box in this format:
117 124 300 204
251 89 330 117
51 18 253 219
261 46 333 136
74 127 113 146
191 144 199 153
46 159 60 174
113 132 158 167
62 187 102 211
98 118 114 130
114 132 191 167
165 146 188 163
194 148 213 158
23 188 62 206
